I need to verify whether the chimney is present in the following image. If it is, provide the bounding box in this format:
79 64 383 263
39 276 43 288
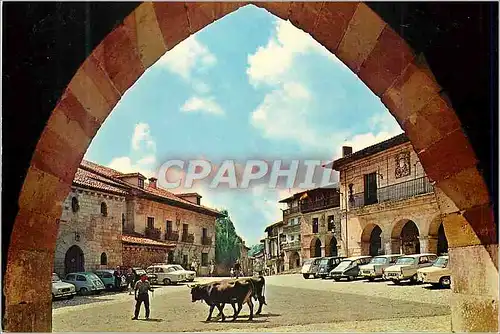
342 146 353 157
149 177 157 189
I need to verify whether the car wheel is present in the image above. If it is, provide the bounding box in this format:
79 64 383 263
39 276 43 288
67 295 74 300
439 276 451 289
95 290 102 295
52 293 56 300
163 278 171 285
106 284 114 290
334 278 340 282
368 277 375 282
347 276 354 281
410 274 418 284
79 287 88 295
392 280 401 285
303 274 309 279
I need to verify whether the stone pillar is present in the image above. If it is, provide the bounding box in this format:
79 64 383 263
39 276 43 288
321 246 326 257
435 188 498 332
419 235 429 253
427 236 438 254
391 238 401 254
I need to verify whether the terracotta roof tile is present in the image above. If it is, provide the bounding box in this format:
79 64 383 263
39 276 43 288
122 235 175 248
73 168 128 195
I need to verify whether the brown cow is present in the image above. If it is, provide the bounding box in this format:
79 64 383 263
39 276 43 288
190 279 255 322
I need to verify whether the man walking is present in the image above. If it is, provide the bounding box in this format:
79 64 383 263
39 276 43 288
234 259 241 279
113 266 121 291
126 268 135 295
132 274 153 320
209 261 215 277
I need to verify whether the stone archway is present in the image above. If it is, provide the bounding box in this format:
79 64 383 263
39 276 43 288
64 245 85 274
392 219 420 255
328 235 338 257
289 251 301 269
3 2 498 332
361 223 383 256
429 215 449 255
310 238 322 258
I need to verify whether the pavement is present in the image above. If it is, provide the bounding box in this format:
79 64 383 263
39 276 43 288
52 274 452 332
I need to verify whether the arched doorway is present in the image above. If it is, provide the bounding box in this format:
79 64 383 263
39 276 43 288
329 236 338 257
289 251 300 269
65 245 85 274
311 238 322 258
400 221 420 255
361 223 383 256
437 224 449 255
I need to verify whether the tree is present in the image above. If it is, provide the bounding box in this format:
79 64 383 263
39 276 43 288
215 209 241 266
248 244 264 257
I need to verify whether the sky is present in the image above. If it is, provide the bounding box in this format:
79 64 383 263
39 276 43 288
84 5 403 246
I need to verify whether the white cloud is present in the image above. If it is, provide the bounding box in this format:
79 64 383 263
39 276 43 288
181 96 225 116
156 35 216 81
107 123 158 179
192 80 211 94
247 19 345 87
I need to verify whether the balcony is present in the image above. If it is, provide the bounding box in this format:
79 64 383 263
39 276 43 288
145 226 161 240
301 196 340 213
349 176 434 210
282 240 301 250
201 236 212 246
283 224 300 234
283 206 300 216
165 231 179 242
181 233 195 243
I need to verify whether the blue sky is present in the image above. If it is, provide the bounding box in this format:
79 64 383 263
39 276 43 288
84 5 402 246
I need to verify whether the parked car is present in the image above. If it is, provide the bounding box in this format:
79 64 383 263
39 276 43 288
329 256 372 281
301 257 323 279
121 267 157 285
359 254 402 281
383 253 438 284
52 273 76 300
94 269 128 291
417 255 451 288
146 264 186 285
317 257 346 279
63 272 106 295
168 264 196 282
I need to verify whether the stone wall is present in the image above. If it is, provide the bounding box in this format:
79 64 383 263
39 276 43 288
131 197 216 275
122 244 168 269
54 187 125 277
300 207 343 260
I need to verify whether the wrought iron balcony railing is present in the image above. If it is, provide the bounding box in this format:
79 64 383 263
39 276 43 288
282 240 301 250
283 206 300 216
165 231 179 242
145 226 162 240
181 233 195 243
283 224 300 234
348 176 434 210
300 196 340 213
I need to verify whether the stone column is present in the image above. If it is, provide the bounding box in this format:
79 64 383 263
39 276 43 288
321 245 326 257
427 236 438 254
419 235 429 253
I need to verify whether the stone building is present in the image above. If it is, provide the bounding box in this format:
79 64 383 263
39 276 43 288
262 221 284 275
326 134 448 257
237 237 252 275
55 160 221 277
279 187 342 270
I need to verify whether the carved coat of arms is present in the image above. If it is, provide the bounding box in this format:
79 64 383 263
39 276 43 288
395 152 411 179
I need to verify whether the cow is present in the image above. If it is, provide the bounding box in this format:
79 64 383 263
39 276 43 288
234 276 266 315
190 279 255 322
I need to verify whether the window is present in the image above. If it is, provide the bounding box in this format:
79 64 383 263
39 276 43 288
100 202 108 216
71 197 79 213
201 253 209 266
166 220 172 233
103 272 113 278
202 228 207 238
76 275 86 281
183 224 188 234
156 267 164 273
66 274 76 281
138 178 144 188
312 218 319 233
147 217 154 229
290 235 294 241
100 252 107 265
183 254 188 266
327 215 335 231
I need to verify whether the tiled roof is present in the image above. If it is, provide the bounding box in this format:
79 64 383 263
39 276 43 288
73 168 128 195
78 160 221 216
122 235 175 248
278 185 340 203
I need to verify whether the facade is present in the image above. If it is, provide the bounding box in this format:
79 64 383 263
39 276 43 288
279 187 342 270
327 134 448 257
262 221 285 275
237 237 252 275
55 160 221 277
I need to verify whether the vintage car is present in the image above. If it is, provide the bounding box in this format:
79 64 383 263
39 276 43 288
301 257 323 279
317 256 346 279
417 255 451 288
383 253 438 284
146 264 186 285
329 256 372 281
63 272 106 295
359 254 402 281
94 269 128 290
52 273 76 300
168 264 196 282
